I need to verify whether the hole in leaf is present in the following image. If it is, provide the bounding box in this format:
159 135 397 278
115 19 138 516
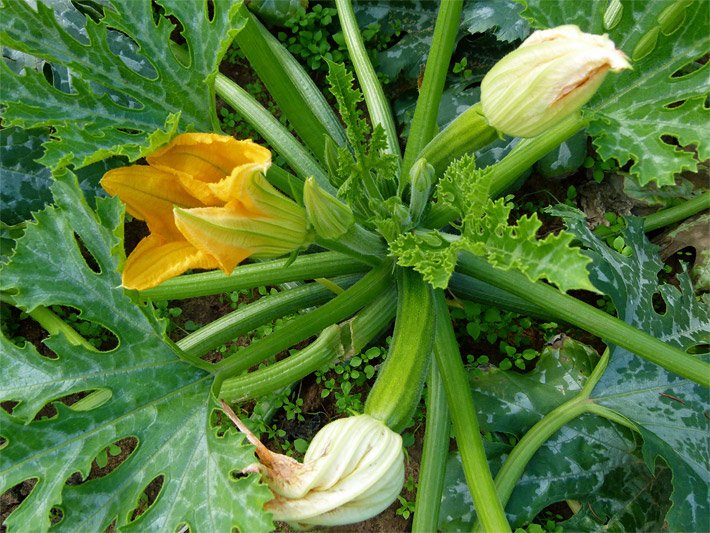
116 127 142 135
71 0 105 23
2 305 58 359
687 344 709 355
33 402 58 421
1 401 19 415
128 474 164 522
0 435 7 449
47 305 119 351
671 55 707 78
85 436 138 481
651 292 667 314
50 506 64 525
174 522 191 533
0 478 37 525
41 62 54 85
229 469 249 481
73 232 101 274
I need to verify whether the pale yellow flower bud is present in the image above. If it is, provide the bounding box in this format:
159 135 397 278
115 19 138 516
481 25 630 138
221 402 404 528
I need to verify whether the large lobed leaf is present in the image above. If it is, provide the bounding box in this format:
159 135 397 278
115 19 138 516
0 0 246 170
0 174 272 532
556 205 710 530
519 0 710 186
439 337 669 530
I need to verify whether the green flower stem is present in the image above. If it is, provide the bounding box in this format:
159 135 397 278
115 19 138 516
139 252 367 300
234 7 347 157
418 103 498 177
212 260 393 392
412 360 451 533
335 0 401 158
432 289 510 532
643 191 710 232
266 165 304 203
457 253 710 388
422 113 588 229
402 0 463 180
314 223 387 267
364 268 435 433
219 286 396 402
2 298 95 351
176 275 361 358
215 73 334 192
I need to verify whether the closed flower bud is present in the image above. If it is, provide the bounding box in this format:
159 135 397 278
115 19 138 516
221 402 404 528
303 177 355 240
408 158 435 223
481 25 631 138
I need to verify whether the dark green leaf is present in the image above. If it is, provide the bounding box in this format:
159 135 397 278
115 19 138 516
0 173 272 532
519 0 709 186
462 0 530 42
0 0 246 170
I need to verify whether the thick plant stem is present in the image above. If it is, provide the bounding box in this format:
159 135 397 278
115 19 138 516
177 276 360 358
139 252 367 300
212 260 393 392
219 286 396 402
457 253 710 388
402 0 463 179
643 191 710 232
432 290 510 532
412 360 451 533
364 268 435 432
234 8 347 156
335 0 400 158
24 304 96 351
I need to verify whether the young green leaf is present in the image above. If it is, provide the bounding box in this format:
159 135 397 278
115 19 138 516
0 173 272 532
519 0 709 186
1 0 245 170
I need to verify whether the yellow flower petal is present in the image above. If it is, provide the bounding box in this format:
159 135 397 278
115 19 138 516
101 165 200 240
147 133 271 184
122 234 219 290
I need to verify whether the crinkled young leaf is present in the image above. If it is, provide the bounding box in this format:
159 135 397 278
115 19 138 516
555 205 710 530
519 0 709 186
439 337 666 530
0 0 246 170
0 173 272 532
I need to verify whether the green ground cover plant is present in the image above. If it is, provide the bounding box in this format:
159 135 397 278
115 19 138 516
1 0 708 531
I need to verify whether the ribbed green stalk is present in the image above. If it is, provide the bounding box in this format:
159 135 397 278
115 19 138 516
412 361 450 533
335 0 400 157
215 74 333 191
417 103 498 177
314 224 387 267
212 260 393 392
643 191 710 232
234 9 347 156
177 276 360 358
364 268 435 432
458 253 710 388
219 285 396 402
402 0 463 178
24 304 95 351
266 165 304 203
139 252 366 300
432 290 510 532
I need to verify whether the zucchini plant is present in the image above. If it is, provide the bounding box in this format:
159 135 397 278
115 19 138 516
1 0 707 531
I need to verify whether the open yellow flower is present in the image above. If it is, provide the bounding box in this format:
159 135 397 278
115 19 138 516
101 133 311 290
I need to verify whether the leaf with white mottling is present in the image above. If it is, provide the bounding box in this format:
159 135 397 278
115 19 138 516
0 0 246 170
519 0 709 186
0 173 272 532
556 205 710 530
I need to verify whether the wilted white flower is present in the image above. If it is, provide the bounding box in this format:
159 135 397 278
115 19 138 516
221 401 404 528
481 25 631 138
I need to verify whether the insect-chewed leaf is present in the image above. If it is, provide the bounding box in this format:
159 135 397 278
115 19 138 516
0 0 246 170
520 0 709 186
0 172 272 532
554 204 710 530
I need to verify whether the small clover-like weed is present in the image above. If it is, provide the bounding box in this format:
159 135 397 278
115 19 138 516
583 153 620 184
